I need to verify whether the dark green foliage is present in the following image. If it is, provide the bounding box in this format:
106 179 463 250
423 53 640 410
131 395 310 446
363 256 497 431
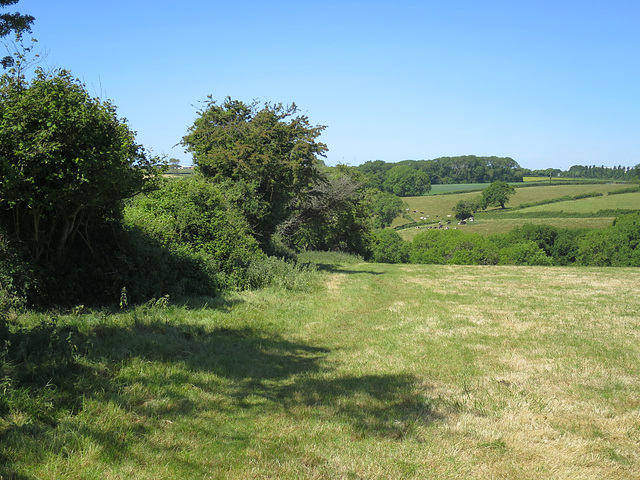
382 164 431 196
356 156 523 190
124 177 263 290
550 229 587 266
369 191 407 229
562 163 640 180
480 181 516 209
0 67 166 307
577 213 640 266
0 0 33 39
370 229 409 264
498 241 552 266
0 69 162 262
607 185 640 195
279 168 374 257
0 233 32 310
504 224 558 256
453 198 481 221
181 97 327 241
410 229 499 265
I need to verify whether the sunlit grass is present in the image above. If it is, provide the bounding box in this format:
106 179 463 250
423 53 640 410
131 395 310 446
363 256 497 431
2 262 639 479
392 183 635 232
519 191 640 213
398 217 614 240
401 183 632 217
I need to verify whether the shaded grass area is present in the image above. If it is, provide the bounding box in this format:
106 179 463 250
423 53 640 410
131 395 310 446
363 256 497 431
2 263 640 479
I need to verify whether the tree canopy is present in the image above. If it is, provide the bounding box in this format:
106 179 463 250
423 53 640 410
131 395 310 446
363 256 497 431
357 156 524 191
182 97 327 241
0 0 33 38
481 181 516 209
0 68 161 261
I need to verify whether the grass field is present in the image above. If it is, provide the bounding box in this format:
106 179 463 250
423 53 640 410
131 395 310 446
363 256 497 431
394 183 637 240
2 261 639 479
427 184 489 194
517 191 640 214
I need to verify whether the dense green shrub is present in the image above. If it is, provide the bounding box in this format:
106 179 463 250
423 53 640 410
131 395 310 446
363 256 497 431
124 177 261 287
577 213 640 266
0 234 33 310
607 186 640 195
370 229 410 264
504 224 558 256
124 177 319 293
279 170 374 257
550 229 587 266
498 241 553 266
0 69 161 263
410 229 499 265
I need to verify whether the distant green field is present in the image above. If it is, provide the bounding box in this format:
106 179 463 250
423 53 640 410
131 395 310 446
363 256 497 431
427 183 489 194
398 217 615 241
393 183 636 240
522 176 598 182
518 191 640 213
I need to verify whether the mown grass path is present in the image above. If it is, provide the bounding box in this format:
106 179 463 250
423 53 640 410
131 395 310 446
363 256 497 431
3 264 640 479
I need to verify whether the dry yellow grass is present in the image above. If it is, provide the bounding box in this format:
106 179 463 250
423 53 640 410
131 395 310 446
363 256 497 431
306 264 640 479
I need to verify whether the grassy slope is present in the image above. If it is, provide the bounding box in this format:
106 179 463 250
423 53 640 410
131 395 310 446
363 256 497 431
3 263 640 479
395 183 636 240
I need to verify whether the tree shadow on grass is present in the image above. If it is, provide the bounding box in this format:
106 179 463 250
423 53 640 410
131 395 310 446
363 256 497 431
310 263 384 275
0 315 440 477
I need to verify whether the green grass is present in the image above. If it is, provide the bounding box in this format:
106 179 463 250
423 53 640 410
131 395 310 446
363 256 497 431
399 216 615 241
427 183 489 194
393 183 636 238
517 191 640 214
2 262 640 479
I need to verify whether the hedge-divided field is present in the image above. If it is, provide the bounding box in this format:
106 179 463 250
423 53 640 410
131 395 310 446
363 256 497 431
1 259 639 479
396 183 638 240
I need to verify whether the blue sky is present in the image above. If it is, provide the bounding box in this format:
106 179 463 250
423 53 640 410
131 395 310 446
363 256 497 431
13 0 640 170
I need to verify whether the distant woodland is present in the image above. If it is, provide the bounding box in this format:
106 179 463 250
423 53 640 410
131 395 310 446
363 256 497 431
356 156 639 196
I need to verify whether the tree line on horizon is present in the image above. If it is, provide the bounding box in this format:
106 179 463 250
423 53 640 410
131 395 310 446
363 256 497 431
356 157 640 196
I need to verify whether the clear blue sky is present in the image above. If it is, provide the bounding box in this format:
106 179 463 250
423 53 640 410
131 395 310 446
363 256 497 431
14 0 640 170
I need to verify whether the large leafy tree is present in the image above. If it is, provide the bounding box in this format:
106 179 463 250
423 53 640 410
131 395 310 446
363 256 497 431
369 190 406 228
182 97 327 241
0 0 32 37
0 68 161 261
480 181 516 209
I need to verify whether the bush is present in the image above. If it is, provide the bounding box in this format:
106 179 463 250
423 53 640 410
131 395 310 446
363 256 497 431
551 229 587 266
577 213 640 266
505 224 558 256
0 235 33 310
498 241 553 266
410 229 499 265
0 69 161 263
124 177 261 284
370 229 410 264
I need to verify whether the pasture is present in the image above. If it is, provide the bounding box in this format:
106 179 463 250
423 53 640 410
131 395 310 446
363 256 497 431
395 183 637 241
2 261 639 479
517 191 640 214
427 183 489 194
